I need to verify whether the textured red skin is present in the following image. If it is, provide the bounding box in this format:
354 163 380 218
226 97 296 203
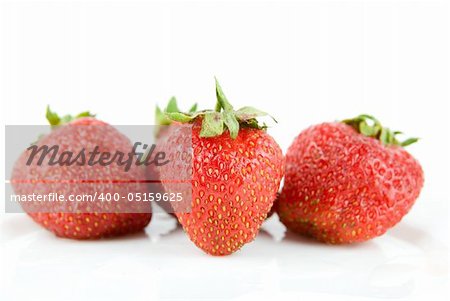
11 118 151 239
145 126 178 218
278 122 424 244
266 192 280 219
158 120 284 255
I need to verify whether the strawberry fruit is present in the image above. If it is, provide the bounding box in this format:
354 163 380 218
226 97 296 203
278 115 424 244
11 107 152 239
147 97 197 217
157 79 284 255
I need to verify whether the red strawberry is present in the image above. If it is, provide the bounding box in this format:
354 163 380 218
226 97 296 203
266 192 280 219
11 107 152 239
146 97 197 217
157 79 284 255
278 115 424 244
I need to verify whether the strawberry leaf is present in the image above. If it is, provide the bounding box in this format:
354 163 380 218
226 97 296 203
155 105 168 125
166 97 180 113
400 137 419 147
214 77 234 112
222 111 239 139
342 114 419 148
46 106 61 127
235 106 277 123
46 106 95 128
189 103 198 113
165 112 195 123
162 78 277 139
200 112 224 137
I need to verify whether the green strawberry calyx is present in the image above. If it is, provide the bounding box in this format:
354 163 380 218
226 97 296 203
154 97 197 138
46 106 96 128
161 78 276 139
342 114 419 147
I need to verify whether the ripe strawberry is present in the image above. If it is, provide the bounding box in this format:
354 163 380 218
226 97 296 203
11 107 152 239
157 79 284 255
146 97 197 217
278 115 424 244
266 192 280 219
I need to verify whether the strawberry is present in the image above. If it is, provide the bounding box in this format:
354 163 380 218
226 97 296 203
156 79 284 255
11 107 152 239
278 115 424 244
266 192 280 219
147 97 197 217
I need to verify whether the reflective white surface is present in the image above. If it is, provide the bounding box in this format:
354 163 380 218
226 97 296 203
0 209 447 301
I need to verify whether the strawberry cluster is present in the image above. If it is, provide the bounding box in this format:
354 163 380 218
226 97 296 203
11 80 423 255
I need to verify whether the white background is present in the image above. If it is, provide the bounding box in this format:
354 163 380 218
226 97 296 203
0 0 449 300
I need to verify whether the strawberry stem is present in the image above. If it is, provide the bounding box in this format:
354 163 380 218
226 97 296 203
161 78 276 139
342 114 419 147
46 106 95 128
